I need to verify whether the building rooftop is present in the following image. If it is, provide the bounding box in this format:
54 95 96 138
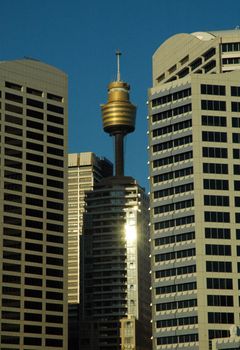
152 28 240 87
192 29 240 41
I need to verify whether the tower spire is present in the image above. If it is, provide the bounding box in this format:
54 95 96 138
116 49 122 81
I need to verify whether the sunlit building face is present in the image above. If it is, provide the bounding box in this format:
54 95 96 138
149 29 240 350
0 59 68 349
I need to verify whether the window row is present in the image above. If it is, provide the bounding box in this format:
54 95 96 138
223 57 240 66
152 119 192 137
202 115 226 127
4 100 64 115
156 281 197 295
208 312 234 324
3 127 64 146
203 179 228 190
156 298 197 311
205 227 230 240
3 252 64 267
204 195 229 206
154 215 194 231
203 162 228 174
204 211 230 223
202 147 227 158
153 166 193 183
202 131 227 142
1 266 63 284
156 316 198 328
155 264 196 278
4 169 63 182
152 103 192 122
154 198 194 214
153 151 193 168
154 183 194 199
0 336 63 347
152 135 192 153
3 194 63 212
157 333 198 345
208 329 230 340
155 248 196 262
201 100 226 111
154 231 195 246
2 308 63 321
222 42 240 52
207 295 233 307
201 84 225 96
206 261 232 273
3 217 64 232
207 278 232 290
5 81 63 100
152 88 191 107
3 240 63 253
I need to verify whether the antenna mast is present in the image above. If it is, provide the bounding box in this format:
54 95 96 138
116 50 122 81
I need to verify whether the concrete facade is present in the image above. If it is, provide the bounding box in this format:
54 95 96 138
68 152 113 350
148 30 240 350
68 152 112 303
0 59 68 349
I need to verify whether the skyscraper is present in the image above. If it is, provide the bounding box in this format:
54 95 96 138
0 59 68 349
68 152 113 304
68 152 113 349
148 29 240 350
80 53 151 350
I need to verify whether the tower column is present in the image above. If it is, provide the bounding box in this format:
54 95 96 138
115 132 124 176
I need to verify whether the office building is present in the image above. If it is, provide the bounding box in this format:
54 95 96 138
82 176 150 350
148 30 240 350
80 53 151 350
68 152 113 304
68 152 112 349
0 59 68 349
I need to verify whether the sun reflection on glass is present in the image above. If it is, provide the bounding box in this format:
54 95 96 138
125 224 136 242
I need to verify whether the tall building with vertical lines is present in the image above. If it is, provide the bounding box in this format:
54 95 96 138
148 30 240 350
82 176 150 350
68 152 113 304
0 59 68 349
68 152 113 350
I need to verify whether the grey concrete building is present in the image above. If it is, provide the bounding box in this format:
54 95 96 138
0 59 68 349
148 30 240 350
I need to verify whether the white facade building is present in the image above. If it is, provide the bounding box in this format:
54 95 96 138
148 30 240 350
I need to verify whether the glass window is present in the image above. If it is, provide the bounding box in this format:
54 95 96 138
201 84 225 95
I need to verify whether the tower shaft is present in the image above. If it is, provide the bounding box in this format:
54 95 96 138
115 133 124 176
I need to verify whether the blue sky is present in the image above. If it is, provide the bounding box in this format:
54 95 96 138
1 0 240 189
